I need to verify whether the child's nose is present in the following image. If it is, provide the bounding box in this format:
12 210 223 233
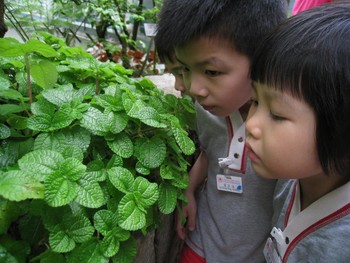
174 76 186 93
245 110 262 139
189 75 208 98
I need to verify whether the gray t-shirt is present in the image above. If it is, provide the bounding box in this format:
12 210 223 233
185 104 276 263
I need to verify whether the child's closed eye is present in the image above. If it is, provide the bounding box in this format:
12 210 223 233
269 112 286 121
205 69 221 77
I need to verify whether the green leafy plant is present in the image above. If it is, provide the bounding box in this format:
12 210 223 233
0 32 195 262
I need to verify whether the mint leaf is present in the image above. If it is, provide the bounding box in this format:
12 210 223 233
109 112 129 134
117 193 146 231
45 172 78 207
59 158 86 181
107 167 134 194
158 182 177 214
0 170 44 201
42 89 78 106
133 177 158 207
64 214 94 243
171 119 195 155
112 237 137 263
0 124 11 139
135 137 166 168
75 174 105 208
31 60 58 89
107 133 133 158
49 226 75 253
80 107 110 136
67 238 108 263
94 210 117 235
18 150 64 181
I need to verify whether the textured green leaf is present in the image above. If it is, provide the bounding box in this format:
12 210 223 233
101 233 120 257
67 238 108 263
179 96 196 113
158 182 177 214
109 112 129 134
0 138 34 167
42 89 78 106
75 175 105 208
0 56 24 69
49 226 75 253
34 132 66 152
86 160 107 182
118 193 146 231
0 170 44 201
31 60 58 89
23 39 58 57
136 137 166 168
106 154 123 169
121 92 134 112
27 110 74 132
0 89 24 101
127 100 167 128
160 165 176 180
34 250 66 263
107 133 133 158
107 167 134 194
7 115 27 130
61 146 84 161
171 120 195 155
94 210 117 235
0 124 10 139
62 126 91 152
112 237 137 263
59 158 86 181
0 104 25 116
18 150 64 181
45 173 78 207
101 227 130 257
133 177 158 207
64 214 94 243
31 98 56 115
135 162 150 175
80 107 110 136
94 94 124 112
67 57 94 69
170 172 190 190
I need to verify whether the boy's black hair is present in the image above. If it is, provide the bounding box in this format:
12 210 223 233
155 0 287 63
251 1 350 177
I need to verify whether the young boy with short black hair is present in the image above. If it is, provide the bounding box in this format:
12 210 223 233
156 0 287 262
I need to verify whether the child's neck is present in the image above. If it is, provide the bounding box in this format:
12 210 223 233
299 174 348 211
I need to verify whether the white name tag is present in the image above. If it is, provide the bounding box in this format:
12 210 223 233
264 237 282 263
216 174 243 194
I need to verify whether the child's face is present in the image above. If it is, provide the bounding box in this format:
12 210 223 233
164 56 187 95
175 37 251 117
245 83 323 179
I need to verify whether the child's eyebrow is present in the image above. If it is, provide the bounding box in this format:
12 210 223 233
177 56 225 68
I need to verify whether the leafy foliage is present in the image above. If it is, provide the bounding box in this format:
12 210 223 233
0 32 196 262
